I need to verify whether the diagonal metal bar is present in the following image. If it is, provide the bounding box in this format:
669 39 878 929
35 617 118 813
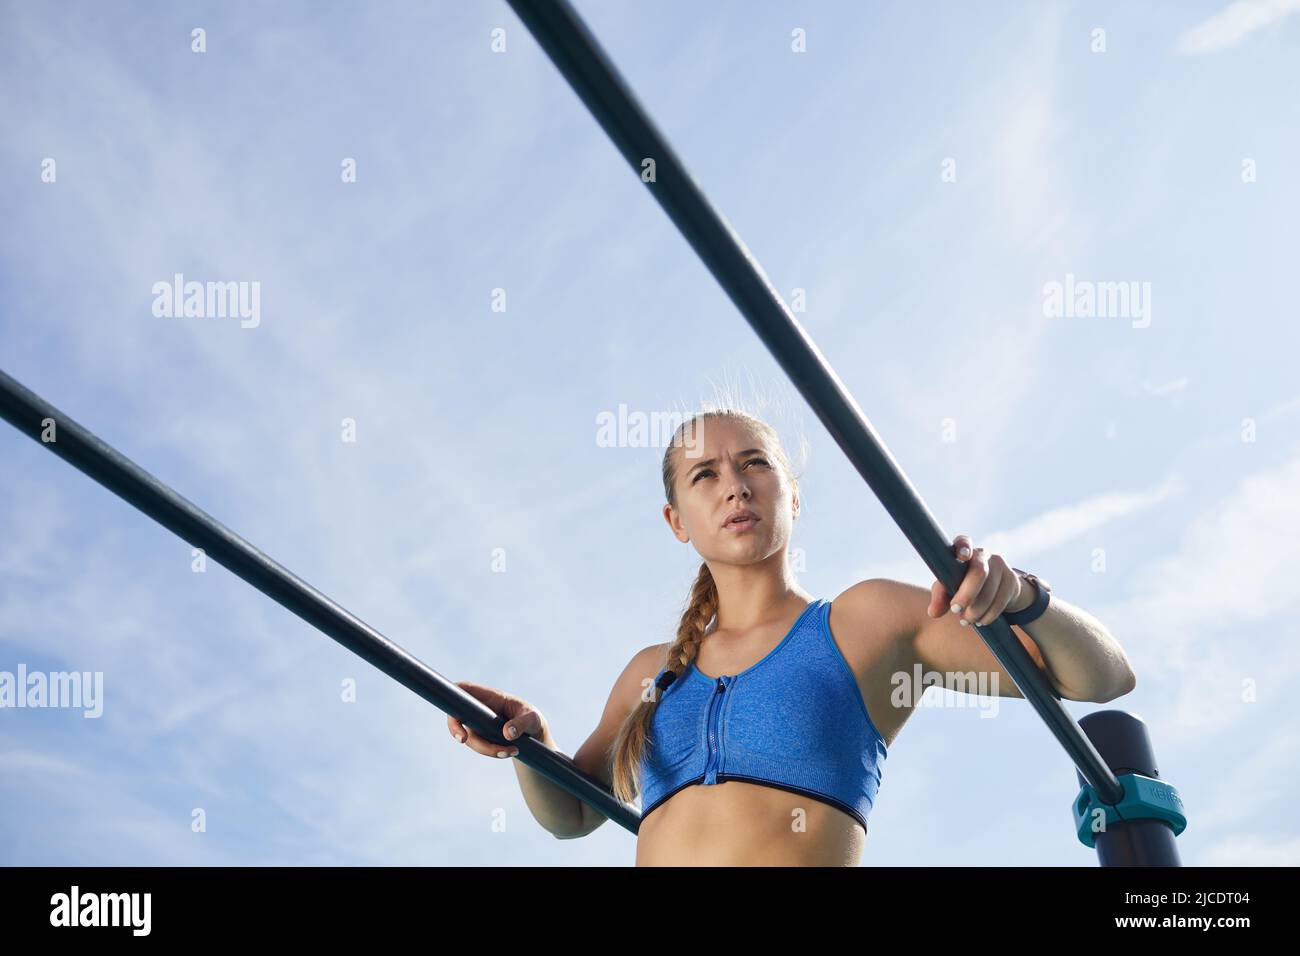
0 368 641 834
505 0 1124 806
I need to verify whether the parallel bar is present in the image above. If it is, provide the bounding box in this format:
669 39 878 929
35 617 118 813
0 368 641 834
506 0 1125 806
1078 712 1182 865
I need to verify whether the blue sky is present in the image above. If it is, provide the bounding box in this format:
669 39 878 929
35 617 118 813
1 0 1297 866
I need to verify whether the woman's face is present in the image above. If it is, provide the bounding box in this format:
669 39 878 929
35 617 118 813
662 417 798 564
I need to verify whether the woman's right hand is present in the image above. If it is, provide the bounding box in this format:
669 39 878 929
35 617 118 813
448 680 547 759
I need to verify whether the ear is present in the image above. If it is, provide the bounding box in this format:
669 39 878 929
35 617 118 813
663 503 689 542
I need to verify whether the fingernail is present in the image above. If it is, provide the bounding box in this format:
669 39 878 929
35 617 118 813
497 751 508 758
459 733 466 742
505 726 515 738
950 603 962 614
511 749 520 757
960 619 970 627
959 546 971 558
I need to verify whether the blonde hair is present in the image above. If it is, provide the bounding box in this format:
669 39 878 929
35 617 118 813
608 407 801 806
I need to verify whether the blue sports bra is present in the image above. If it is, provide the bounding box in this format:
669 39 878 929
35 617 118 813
639 598 888 831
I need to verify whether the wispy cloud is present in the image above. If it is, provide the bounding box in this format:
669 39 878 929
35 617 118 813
1141 377 1190 396
1089 447 1300 744
1175 0 1300 55
851 475 1184 586
979 477 1186 559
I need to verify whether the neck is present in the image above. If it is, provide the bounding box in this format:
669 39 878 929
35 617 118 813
707 551 813 633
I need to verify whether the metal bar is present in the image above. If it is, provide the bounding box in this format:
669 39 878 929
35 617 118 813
505 0 1125 806
0 368 641 834
1078 711 1182 865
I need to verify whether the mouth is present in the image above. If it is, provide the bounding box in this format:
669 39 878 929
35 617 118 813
723 510 760 531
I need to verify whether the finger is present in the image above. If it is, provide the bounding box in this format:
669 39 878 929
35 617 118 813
927 580 949 617
975 569 1020 626
455 679 514 720
949 546 988 617
953 534 973 561
462 727 520 759
455 679 498 704
503 710 541 742
958 553 1002 625
447 716 467 743
456 678 505 701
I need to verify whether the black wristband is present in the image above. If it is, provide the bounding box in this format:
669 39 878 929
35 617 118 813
1003 568 1050 626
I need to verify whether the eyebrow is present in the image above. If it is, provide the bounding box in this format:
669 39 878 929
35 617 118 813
685 448 766 476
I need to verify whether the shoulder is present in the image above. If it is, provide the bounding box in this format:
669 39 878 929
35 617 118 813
611 642 674 713
584 643 673 765
829 578 928 649
573 643 673 794
825 580 929 744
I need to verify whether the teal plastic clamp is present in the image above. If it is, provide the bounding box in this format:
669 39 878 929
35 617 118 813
1073 772 1187 848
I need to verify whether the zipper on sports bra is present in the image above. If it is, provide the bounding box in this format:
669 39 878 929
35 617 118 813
703 676 728 784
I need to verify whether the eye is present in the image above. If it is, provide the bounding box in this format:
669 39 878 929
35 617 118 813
690 458 769 484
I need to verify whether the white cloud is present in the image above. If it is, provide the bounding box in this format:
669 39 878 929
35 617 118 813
1088 447 1300 743
0 748 90 779
1141 377 1190 396
850 474 1184 586
1175 0 1300 55
978 477 1186 559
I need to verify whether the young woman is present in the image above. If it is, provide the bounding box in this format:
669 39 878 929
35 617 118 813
448 408 1135 865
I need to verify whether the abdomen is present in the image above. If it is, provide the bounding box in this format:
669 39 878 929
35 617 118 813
636 779 866 866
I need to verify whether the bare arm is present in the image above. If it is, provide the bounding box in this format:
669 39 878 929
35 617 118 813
512 644 663 839
879 573 1134 703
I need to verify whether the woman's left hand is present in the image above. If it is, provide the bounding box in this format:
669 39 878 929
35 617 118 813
926 533 1030 627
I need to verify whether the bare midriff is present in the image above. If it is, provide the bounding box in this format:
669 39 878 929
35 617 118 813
635 778 866 866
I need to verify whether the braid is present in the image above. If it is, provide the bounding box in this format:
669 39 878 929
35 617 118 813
609 561 716 805
667 561 718 673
